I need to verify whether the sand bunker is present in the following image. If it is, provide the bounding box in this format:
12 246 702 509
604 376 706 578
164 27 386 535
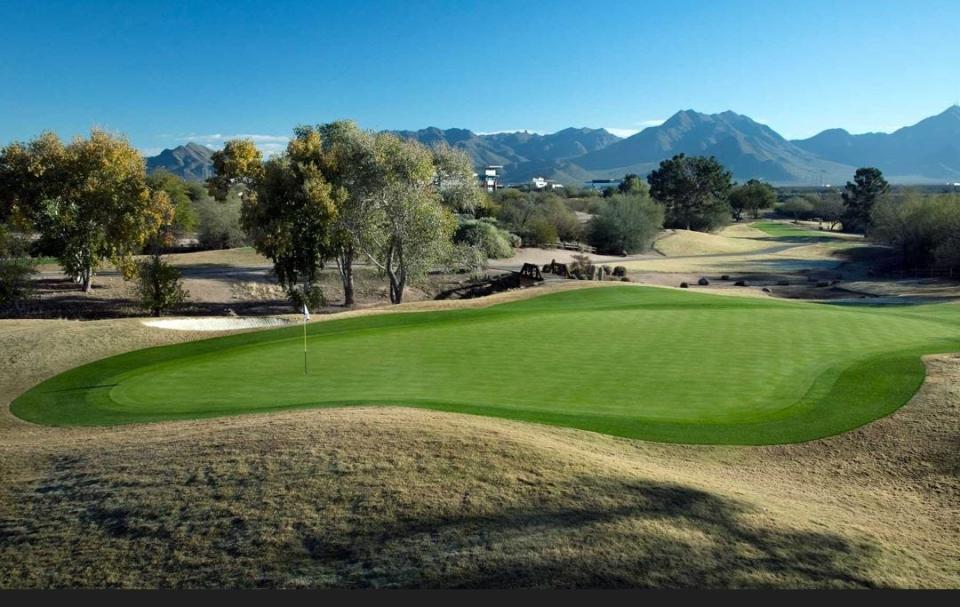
142 317 290 331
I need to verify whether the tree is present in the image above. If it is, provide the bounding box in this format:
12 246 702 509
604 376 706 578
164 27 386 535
647 154 733 232
1 130 171 292
841 167 889 234
812 193 844 231
209 135 337 308
728 179 776 221
135 255 188 317
780 196 814 221
430 142 484 213
0 223 36 311
146 170 198 236
310 121 381 306
588 194 664 254
617 173 648 196
359 134 457 304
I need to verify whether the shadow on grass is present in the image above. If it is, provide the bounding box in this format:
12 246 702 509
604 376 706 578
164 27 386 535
295 476 878 589
0 457 882 588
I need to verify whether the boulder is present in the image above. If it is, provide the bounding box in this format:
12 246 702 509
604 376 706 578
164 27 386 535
698 277 710 286
734 280 749 287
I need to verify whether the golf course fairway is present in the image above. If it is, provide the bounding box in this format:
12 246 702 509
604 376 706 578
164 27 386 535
11 286 960 444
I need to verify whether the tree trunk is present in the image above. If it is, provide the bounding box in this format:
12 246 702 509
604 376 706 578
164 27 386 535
82 267 93 293
336 246 355 306
385 242 405 305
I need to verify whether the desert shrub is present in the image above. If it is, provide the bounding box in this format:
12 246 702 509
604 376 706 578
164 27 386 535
569 254 595 279
287 282 325 312
525 218 558 247
612 265 626 277
0 225 36 310
454 219 514 259
195 194 248 249
871 193 960 272
779 196 816 221
588 194 663 254
135 255 189 317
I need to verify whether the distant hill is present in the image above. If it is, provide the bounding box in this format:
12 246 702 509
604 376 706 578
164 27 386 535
145 107 960 185
792 105 960 181
145 143 215 181
574 110 855 185
392 127 621 183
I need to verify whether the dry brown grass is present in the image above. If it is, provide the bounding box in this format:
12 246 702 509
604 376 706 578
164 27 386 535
0 294 958 588
653 228 770 257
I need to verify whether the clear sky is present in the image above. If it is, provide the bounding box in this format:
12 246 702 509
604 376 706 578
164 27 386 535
2 0 958 155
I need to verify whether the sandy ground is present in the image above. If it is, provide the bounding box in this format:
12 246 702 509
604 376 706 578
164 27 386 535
0 285 958 587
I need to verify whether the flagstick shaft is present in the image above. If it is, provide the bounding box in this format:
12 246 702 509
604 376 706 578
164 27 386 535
303 316 307 375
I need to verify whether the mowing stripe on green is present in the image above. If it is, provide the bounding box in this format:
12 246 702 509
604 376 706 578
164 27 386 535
11 286 960 445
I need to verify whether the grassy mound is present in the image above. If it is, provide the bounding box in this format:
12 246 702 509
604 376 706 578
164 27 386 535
654 229 767 256
12 286 960 444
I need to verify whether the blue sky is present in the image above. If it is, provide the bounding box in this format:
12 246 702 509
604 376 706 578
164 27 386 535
1 0 958 155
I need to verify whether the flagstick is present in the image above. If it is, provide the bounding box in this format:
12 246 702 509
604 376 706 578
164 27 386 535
303 313 308 375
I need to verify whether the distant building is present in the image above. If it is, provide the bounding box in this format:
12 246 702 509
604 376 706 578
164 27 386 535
480 165 503 192
531 176 565 190
583 178 623 191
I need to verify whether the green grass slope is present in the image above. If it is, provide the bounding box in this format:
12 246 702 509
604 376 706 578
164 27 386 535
12 287 960 444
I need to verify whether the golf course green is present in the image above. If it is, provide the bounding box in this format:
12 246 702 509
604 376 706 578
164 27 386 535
12 286 960 444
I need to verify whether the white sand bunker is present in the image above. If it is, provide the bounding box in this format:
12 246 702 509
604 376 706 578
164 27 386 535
142 317 290 331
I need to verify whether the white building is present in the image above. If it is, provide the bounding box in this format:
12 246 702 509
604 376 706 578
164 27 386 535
531 176 565 190
481 165 503 192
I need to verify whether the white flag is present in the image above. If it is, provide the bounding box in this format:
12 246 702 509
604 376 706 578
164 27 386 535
302 302 310 321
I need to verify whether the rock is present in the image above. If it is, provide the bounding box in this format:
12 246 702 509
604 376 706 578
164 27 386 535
734 280 748 287
721 275 731 281
680 282 689 288
620 277 631 282
762 287 772 293
698 277 710 286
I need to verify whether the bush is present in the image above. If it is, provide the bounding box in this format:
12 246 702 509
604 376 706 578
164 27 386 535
135 255 189 317
0 226 36 310
195 194 248 249
287 282 325 312
454 219 514 259
525 218 558 247
612 266 626 277
588 194 663 254
871 192 960 272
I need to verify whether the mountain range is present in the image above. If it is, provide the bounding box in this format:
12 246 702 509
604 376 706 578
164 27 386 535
145 106 960 185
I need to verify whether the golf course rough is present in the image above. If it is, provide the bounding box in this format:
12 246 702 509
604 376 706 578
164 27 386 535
12 286 960 445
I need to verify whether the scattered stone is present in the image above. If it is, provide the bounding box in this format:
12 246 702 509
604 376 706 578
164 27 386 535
762 287 772 293
734 280 748 287
680 282 689 288
721 274 731 281
698 277 710 286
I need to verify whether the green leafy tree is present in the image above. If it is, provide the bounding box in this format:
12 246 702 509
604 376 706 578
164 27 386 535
728 179 776 221
617 173 648 196
588 194 664 254
647 154 733 232
146 170 198 235
0 223 36 311
209 135 337 308
1 130 171 292
135 255 189 317
841 167 889 234
780 196 814 221
360 134 457 304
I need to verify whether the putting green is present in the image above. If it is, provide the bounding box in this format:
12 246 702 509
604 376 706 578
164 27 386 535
11 286 960 444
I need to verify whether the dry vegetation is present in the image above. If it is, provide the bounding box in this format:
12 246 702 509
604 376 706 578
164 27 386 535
1 288 958 588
